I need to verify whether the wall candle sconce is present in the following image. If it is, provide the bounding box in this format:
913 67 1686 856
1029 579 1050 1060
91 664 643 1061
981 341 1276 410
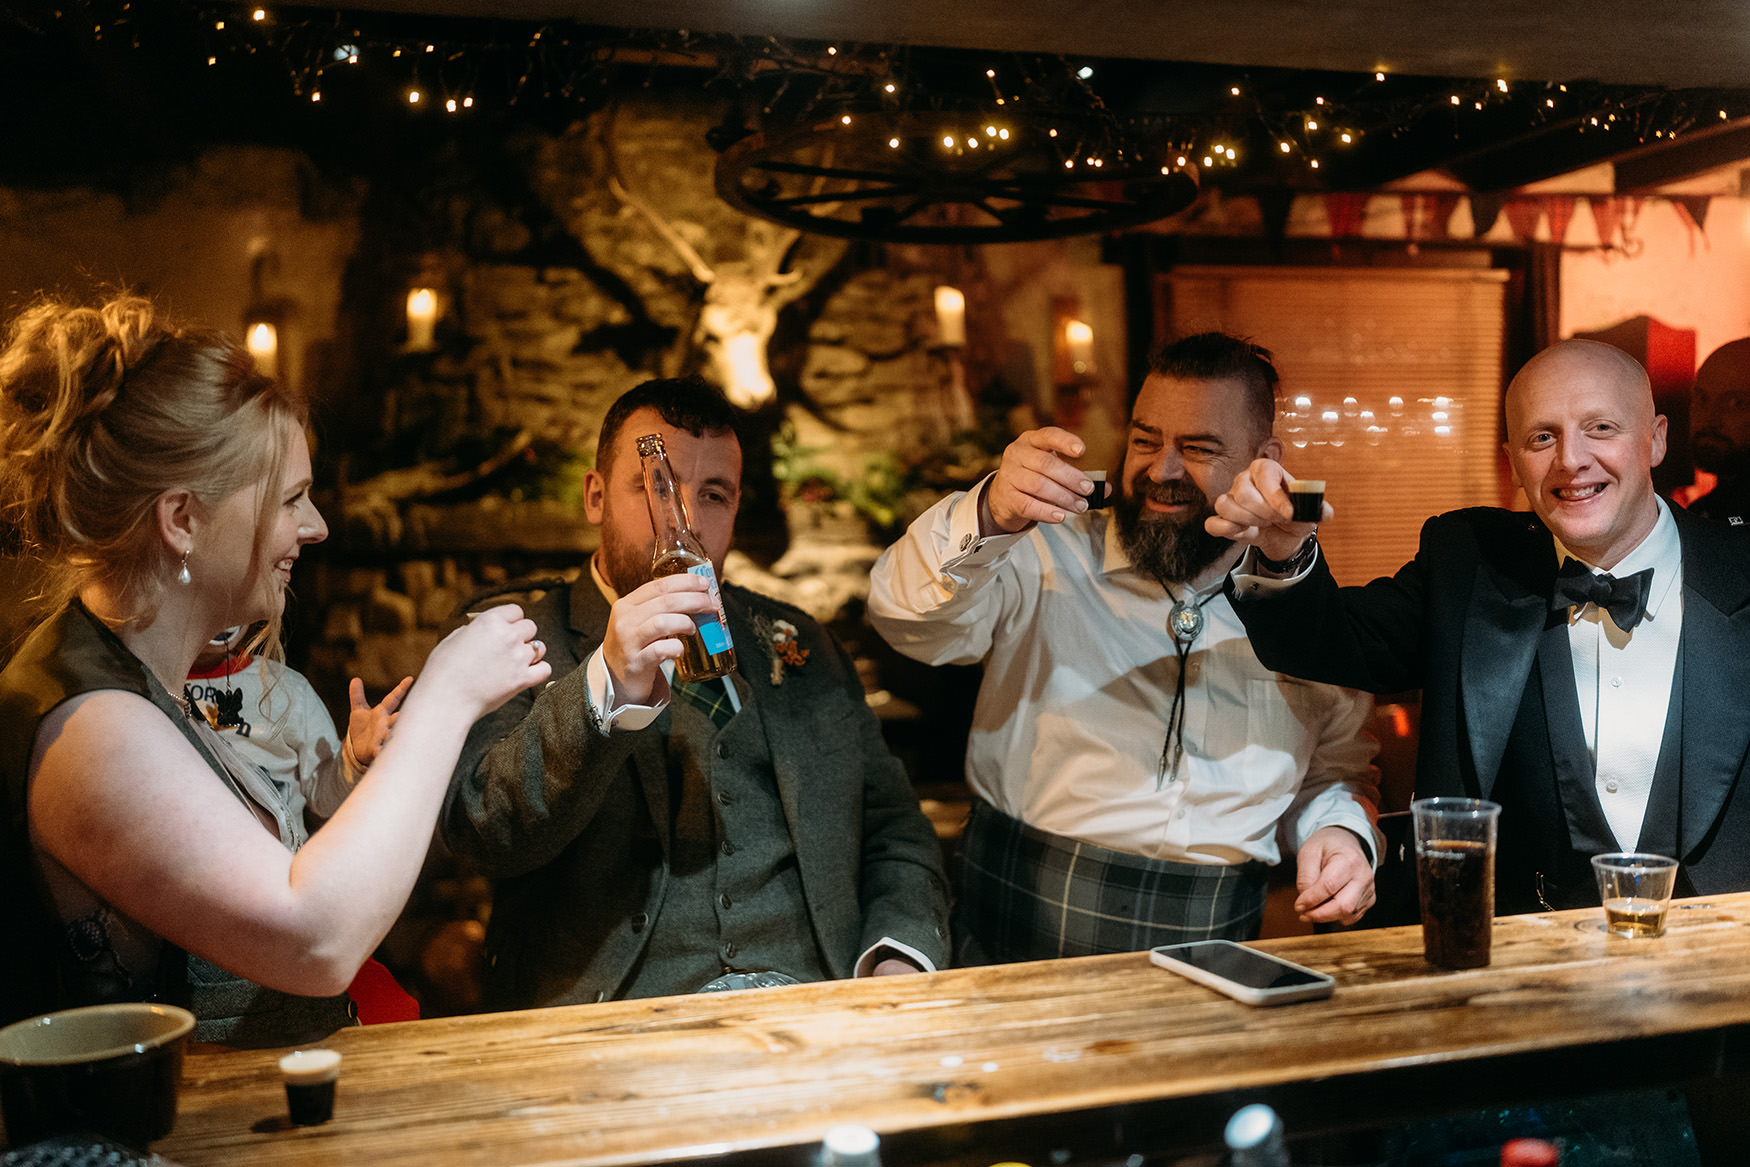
1064 318 1095 378
1051 295 1095 387
934 285 966 348
406 287 439 351
245 321 279 377
243 242 287 381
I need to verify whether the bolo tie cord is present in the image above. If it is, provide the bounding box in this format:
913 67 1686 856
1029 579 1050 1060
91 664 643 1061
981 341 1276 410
1158 634 1192 789
1157 588 1212 790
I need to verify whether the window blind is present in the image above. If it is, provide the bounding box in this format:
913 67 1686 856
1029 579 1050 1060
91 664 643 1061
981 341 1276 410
1163 267 1510 586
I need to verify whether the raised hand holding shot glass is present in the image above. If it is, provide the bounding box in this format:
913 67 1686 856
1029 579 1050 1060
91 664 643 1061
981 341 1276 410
1207 458 1330 571
979 426 1107 535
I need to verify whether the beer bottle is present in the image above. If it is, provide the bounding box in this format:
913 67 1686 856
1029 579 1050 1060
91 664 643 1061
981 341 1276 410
637 433 736 682
1224 1103 1288 1167
817 1124 881 1166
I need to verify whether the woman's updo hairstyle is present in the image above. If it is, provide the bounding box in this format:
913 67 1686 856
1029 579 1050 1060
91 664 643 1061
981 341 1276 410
0 293 308 625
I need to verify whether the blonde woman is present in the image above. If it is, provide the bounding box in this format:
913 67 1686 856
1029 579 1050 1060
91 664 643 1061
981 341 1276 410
0 294 549 1045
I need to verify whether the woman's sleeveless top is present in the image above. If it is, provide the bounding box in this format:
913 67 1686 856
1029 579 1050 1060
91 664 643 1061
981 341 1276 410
0 602 353 1047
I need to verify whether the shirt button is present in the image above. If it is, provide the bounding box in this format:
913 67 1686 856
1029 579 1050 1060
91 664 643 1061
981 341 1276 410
960 533 975 550
1605 780 1620 794
721 893 733 910
721 840 735 856
1610 677 1623 688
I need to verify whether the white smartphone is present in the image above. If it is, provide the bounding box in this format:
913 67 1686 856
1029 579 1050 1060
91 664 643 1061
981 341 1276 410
1148 940 1336 1006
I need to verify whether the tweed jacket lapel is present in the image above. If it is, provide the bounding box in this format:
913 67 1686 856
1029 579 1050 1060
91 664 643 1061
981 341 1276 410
1671 508 1750 856
1460 515 1559 798
721 588 809 842
569 572 673 848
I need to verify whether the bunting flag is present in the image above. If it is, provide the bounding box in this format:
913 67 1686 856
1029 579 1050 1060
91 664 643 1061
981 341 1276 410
1469 192 1506 237
1588 196 1623 250
1671 194 1713 249
1324 192 1369 238
1542 195 1578 245
1502 199 1544 242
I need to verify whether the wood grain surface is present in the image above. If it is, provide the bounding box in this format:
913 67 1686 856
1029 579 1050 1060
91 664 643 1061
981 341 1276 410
151 894 1750 1166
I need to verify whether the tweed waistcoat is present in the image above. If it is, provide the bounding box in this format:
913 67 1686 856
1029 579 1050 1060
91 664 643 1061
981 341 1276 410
622 682 826 997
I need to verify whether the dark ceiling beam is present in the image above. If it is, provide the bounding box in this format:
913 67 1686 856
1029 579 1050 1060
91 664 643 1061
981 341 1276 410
1612 119 1750 190
1440 120 1644 192
1308 111 1607 192
292 0 1750 89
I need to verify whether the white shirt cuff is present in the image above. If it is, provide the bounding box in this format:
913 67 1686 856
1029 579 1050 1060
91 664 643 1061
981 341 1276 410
1230 542 1319 595
854 936 937 976
585 647 664 733
941 475 1027 568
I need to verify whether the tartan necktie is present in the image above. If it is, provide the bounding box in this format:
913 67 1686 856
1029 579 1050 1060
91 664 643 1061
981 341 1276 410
672 677 735 729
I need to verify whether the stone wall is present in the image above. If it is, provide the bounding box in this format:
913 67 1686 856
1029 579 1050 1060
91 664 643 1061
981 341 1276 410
314 91 992 703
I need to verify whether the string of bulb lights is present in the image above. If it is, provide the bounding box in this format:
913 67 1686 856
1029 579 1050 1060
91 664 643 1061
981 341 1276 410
29 1 1750 193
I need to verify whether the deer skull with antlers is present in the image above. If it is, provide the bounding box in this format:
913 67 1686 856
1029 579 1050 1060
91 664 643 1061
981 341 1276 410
609 174 821 410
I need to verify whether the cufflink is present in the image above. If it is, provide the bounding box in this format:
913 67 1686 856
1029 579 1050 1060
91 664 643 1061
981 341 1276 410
960 533 975 550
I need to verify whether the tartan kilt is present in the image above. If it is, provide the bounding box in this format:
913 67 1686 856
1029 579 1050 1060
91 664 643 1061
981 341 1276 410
953 799 1269 965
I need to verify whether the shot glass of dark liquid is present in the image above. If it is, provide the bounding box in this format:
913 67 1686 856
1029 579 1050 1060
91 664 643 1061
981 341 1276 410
279 1048 341 1125
1084 470 1112 510
1287 478 1325 523
1411 797 1501 969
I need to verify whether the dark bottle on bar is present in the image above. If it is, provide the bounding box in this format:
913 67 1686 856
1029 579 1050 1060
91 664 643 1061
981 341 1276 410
638 432 736 682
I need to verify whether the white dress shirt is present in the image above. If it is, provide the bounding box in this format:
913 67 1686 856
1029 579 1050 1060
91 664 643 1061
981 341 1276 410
867 482 1381 867
1557 497 1684 851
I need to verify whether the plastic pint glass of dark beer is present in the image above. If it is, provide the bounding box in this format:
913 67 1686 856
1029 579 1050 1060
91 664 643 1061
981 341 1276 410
1411 797 1502 969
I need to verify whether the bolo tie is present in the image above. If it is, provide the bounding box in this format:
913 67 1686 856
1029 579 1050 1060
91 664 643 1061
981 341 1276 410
1159 585 1215 789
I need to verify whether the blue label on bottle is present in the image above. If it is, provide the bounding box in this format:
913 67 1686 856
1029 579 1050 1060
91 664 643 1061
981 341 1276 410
689 563 733 654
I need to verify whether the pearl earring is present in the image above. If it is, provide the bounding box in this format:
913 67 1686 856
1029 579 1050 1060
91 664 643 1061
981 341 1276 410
177 549 192 587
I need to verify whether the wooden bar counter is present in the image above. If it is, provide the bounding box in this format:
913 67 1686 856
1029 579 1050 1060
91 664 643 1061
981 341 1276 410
155 894 1750 1166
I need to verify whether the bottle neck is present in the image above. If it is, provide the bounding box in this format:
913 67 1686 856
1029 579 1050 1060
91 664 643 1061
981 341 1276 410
641 448 699 554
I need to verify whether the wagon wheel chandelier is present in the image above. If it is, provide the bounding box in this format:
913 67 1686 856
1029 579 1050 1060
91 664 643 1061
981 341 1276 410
714 107 1199 244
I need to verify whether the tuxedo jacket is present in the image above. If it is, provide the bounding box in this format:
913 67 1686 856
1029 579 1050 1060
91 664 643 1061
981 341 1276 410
439 576 950 1008
1229 506 1750 914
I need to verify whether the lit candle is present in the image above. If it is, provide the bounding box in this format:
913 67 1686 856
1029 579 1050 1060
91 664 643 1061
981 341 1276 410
246 322 278 377
934 285 966 347
1065 318 1094 376
406 287 439 350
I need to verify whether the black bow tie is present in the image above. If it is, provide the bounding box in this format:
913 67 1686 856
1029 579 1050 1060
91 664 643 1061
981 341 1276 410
1549 557 1654 631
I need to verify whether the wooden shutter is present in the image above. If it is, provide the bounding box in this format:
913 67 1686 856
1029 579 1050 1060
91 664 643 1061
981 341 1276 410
1162 267 1510 586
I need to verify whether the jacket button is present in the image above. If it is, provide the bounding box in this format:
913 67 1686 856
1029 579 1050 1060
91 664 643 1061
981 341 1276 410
721 840 735 856
717 741 729 759
721 893 733 910
630 912 648 933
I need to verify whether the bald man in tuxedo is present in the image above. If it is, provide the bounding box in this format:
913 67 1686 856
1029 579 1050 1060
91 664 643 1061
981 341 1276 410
1211 339 1750 914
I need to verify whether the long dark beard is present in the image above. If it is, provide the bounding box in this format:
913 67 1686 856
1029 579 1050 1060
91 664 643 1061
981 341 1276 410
1114 478 1232 585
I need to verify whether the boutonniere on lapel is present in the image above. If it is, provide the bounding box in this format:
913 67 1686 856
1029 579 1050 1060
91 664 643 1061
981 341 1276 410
752 615 810 685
